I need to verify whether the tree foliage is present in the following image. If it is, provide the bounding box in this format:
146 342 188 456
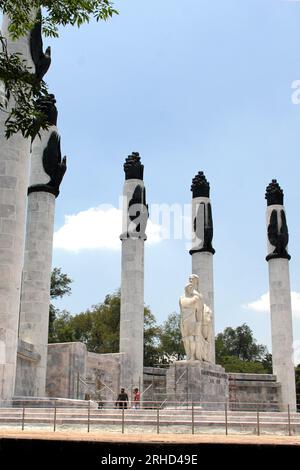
0 1 118 138
48 267 73 343
216 323 267 362
215 324 270 374
50 290 161 366
158 312 185 363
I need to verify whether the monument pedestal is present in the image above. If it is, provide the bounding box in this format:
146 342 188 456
166 361 228 409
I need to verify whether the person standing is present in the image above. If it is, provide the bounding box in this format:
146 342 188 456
133 388 141 410
116 388 129 409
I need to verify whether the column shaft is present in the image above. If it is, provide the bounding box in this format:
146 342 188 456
120 238 144 391
268 259 296 411
18 192 55 396
191 251 215 363
0 16 33 401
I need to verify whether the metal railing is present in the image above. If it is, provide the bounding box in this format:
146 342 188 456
0 399 299 436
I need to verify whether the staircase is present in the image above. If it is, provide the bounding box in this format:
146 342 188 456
0 406 299 435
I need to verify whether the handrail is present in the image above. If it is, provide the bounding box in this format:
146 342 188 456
140 383 153 397
175 368 187 385
98 382 115 395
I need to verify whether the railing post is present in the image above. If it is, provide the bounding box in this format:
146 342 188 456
192 403 195 435
157 407 160 435
21 407 25 431
53 404 57 432
288 404 292 436
87 400 91 433
256 409 260 436
122 407 125 434
225 403 228 436
76 372 80 399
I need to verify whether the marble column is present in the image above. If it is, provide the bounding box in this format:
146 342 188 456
189 171 216 363
18 95 67 397
0 11 50 401
265 180 296 412
119 152 148 394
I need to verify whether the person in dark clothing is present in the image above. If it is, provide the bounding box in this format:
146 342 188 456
115 388 129 409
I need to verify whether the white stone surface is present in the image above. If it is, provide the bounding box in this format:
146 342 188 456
191 252 215 363
191 196 208 252
121 178 147 239
120 177 146 394
0 15 34 400
268 257 297 411
18 126 58 396
119 238 145 394
18 191 55 396
29 127 59 186
190 196 215 363
266 204 287 256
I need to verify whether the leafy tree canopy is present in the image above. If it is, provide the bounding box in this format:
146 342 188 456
50 290 161 367
48 267 73 343
158 312 185 363
0 1 118 138
215 323 267 362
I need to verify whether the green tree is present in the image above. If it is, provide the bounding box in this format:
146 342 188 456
144 307 161 367
216 323 267 362
48 267 73 343
158 312 185 363
218 356 269 374
50 290 161 365
0 1 118 138
261 352 273 374
215 324 270 374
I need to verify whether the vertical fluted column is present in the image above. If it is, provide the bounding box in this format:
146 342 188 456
119 152 148 394
189 171 216 363
265 180 296 411
0 13 38 401
18 95 66 397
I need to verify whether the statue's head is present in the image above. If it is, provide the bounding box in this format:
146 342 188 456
184 283 194 296
189 274 199 290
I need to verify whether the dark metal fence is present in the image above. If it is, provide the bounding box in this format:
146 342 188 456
0 399 299 436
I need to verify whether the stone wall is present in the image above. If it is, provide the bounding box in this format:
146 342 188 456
15 339 41 397
167 361 229 409
85 352 124 405
46 342 86 399
228 373 282 411
43 343 283 412
143 367 167 406
45 343 124 405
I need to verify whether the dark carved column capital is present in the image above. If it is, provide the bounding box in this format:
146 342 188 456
124 152 144 180
191 171 210 199
265 179 284 206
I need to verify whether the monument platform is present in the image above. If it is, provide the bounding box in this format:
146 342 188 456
166 361 228 409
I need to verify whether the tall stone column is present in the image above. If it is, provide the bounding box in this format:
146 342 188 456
265 180 296 412
119 153 148 394
18 95 67 397
189 171 216 363
0 11 50 400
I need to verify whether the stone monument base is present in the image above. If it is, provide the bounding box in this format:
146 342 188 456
11 397 97 408
166 361 228 410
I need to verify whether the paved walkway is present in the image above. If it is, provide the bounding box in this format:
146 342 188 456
0 429 300 446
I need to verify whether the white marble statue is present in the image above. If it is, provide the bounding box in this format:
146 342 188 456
179 274 213 362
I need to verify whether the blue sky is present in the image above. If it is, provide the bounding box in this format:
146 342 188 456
38 0 300 356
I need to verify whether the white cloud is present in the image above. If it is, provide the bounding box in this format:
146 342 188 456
243 292 300 318
53 206 163 252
